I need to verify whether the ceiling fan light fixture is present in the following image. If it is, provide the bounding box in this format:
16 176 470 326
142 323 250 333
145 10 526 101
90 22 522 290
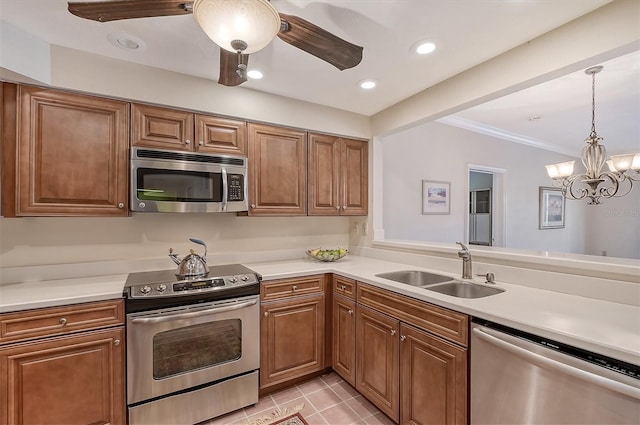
193 0 281 54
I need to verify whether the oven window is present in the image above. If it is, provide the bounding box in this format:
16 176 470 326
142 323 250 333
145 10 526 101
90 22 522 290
152 319 241 379
136 168 222 202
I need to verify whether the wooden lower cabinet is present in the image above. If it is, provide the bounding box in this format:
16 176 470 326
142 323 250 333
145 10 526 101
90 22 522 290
400 323 467 425
260 293 325 389
0 327 125 425
356 305 400 422
354 282 469 425
332 294 356 386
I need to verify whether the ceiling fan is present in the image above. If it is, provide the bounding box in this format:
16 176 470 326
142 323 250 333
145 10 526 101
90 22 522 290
67 0 364 87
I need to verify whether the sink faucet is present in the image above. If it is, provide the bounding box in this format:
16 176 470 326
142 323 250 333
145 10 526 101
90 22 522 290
456 242 473 279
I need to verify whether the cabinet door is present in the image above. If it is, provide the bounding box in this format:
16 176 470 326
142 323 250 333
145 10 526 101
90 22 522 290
0 327 125 425
131 103 194 150
195 115 247 156
333 294 356 386
308 133 340 215
400 323 468 425
260 294 324 389
340 138 368 216
16 87 129 216
248 123 307 215
356 305 399 422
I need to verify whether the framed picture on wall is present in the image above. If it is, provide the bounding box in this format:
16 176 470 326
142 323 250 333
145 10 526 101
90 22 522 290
422 180 451 214
539 187 565 229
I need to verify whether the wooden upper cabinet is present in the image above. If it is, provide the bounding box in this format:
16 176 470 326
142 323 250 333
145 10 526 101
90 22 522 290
196 114 247 156
131 103 194 150
15 86 129 216
131 103 247 155
342 138 368 215
308 133 368 216
247 123 307 216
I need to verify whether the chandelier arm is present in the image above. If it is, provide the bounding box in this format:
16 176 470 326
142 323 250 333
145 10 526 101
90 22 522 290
558 174 589 201
603 172 633 198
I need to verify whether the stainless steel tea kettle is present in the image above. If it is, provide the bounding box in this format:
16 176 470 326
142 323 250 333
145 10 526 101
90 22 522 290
169 238 209 278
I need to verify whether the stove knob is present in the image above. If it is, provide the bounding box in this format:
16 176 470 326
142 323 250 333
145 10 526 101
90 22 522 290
156 284 167 293
241 275 249 282
229 277 238 284
139 285 152 295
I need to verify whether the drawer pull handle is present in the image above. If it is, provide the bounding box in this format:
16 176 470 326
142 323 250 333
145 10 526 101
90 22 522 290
390 329 396 336
59 318 67 326
114 339 121 346
291 285 297 292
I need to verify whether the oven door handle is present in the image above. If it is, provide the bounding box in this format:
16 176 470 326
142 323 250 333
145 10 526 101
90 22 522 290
130 298 257 324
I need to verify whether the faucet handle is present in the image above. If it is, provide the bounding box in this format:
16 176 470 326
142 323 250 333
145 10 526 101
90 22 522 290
456 242 470 258
477 273 495 284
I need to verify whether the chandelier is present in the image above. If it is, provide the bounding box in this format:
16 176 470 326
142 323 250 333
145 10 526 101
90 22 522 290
545 66 639 205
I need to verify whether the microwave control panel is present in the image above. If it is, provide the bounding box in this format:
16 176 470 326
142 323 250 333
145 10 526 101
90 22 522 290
227 174 245 201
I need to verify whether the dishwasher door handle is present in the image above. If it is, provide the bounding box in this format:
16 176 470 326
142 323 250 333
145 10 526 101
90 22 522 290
473 327 640 400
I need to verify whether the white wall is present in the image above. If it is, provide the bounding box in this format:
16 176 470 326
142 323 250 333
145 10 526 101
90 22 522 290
381 121 593 255
0 214 350 268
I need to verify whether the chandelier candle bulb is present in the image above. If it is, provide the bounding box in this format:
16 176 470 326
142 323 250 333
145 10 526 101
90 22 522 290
610 154 636 173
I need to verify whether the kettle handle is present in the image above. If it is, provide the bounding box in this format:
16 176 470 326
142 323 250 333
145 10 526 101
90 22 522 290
189 238 207 262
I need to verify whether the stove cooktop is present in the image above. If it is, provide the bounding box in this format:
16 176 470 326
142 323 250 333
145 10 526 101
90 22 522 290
123 264 261 313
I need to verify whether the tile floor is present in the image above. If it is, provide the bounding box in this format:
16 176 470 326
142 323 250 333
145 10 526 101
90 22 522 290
205 372 395 425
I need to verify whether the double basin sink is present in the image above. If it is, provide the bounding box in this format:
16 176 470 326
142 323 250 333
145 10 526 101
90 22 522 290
375 270 504 299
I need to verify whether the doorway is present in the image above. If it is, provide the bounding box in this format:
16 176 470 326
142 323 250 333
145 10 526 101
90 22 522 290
466 165 505 247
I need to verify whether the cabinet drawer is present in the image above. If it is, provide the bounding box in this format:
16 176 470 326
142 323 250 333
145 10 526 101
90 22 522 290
0 299 124 345
261 275 325 301
333 275 355 299
356 282 468 347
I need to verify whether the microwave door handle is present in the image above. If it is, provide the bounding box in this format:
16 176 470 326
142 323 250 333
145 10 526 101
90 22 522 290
130 298 257 324
221 167 228 212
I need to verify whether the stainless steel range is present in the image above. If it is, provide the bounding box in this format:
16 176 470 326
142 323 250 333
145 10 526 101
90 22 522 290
123 264 261 425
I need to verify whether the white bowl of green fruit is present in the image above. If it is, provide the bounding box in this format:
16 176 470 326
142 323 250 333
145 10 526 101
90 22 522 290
306 247 348 262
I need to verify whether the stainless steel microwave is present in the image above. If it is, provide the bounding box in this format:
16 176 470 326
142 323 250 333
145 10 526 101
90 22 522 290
130 147 248 213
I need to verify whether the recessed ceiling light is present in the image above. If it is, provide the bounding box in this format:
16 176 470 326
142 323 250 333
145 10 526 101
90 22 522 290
107 32 146 51
359 79 377 90
414 41 436 55
247 69 264 79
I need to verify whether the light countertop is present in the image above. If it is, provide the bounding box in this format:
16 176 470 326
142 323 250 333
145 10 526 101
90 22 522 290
1 255 638 365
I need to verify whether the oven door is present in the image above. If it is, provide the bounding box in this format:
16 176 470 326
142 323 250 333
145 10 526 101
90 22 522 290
126 295 259 404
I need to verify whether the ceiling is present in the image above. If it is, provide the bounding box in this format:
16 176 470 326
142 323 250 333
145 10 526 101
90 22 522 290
0 0 636 155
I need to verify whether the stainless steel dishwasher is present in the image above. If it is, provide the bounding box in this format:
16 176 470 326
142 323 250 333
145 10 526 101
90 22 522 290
471 320 640 424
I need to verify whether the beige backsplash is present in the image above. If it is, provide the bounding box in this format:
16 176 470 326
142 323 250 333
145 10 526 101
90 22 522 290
0 214 351 268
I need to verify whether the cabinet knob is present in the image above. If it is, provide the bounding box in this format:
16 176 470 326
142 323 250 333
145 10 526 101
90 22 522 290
400 335 406 342
291 285 297 292
199 141 204 146
340 285 346 290
118 202 125 209
348 309 353 315
59 318 67 326
342 206 347 210
264 312 269 317
336 206 341 210
185 139 191 145
390 329 396 336
251 204 256 209
114 339 121 346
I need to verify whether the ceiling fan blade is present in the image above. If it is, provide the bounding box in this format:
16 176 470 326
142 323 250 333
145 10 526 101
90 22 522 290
218 49 249 87
68 0 193 22
277 13 363 71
